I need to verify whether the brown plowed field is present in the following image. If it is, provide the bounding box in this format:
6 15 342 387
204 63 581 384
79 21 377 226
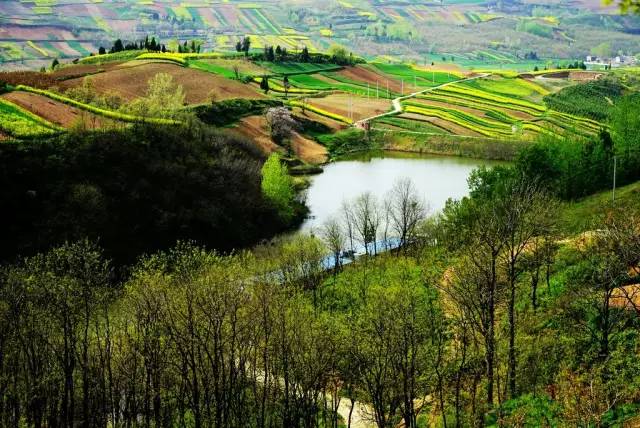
308 94 392 122
233 115 328 164
2 92 104 129
58 63 266 104
52 61 126 79
334 65 403 93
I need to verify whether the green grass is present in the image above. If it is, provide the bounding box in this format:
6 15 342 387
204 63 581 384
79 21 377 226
318 72 395 97
79 50 143 64
375 116 450 134
67 41 91 57
189 60 239 79
0 98 61 138
466 77 549 98
371 63 459 85
288 74 336 90
559 180 640 235
258 62 343 75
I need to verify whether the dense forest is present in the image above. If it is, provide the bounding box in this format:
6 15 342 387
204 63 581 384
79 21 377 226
1 66 640 427
0 123 301 265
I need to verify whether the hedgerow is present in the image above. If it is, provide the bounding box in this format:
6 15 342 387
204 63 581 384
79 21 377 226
191 98 282 126
15 86 180 125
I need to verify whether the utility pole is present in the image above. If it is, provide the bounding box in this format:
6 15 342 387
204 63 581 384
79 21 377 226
401 78 404 95
432 71 435 83
612 155 617 203
386 80 389 98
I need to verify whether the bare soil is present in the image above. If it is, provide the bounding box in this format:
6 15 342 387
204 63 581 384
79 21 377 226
58 63 266 104
336 65 404 93
2 91 104 129
308 94 392 123
233 115 328 164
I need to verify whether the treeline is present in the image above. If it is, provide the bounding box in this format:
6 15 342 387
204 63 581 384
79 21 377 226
99 36 166 55
522 92 640 199
236 36 362 66
97 36 205 56
0 124 298 265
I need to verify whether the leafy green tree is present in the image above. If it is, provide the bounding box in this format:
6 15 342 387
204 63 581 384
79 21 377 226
126 72 185 118
261 153 295 221
611 94 640 184
241 36 251 56
260 75 270 94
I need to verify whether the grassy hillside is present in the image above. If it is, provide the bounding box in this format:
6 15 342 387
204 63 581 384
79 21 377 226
1 52 634 165
559 180 640 234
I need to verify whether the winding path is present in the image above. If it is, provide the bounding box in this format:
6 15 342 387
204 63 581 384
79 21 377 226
354 72 491 127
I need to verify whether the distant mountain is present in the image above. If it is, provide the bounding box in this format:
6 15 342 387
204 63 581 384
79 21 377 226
0 0 638 70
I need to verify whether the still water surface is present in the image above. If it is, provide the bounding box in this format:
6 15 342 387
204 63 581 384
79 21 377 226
301 151 504 231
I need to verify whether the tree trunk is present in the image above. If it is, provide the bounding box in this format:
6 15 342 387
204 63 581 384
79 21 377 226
347 398 355 428
508 261 517 399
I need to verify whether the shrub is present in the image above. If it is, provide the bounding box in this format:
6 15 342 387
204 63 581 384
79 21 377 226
261 153 295 221
192 98 282 126
316 128 369 156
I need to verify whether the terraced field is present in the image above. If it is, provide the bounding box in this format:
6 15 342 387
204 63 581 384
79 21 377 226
372 75 604 140
0 97 61 138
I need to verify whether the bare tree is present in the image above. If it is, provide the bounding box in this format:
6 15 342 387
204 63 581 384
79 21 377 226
351 193 380 255
342 202 356 256
388 178 427 250
320 216 346 273
499 177 557 398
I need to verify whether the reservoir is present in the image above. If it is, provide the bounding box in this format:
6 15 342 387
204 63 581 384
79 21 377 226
301 151 504 232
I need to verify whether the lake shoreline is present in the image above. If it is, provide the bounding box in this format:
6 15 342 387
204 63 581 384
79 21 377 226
300 152 504 231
